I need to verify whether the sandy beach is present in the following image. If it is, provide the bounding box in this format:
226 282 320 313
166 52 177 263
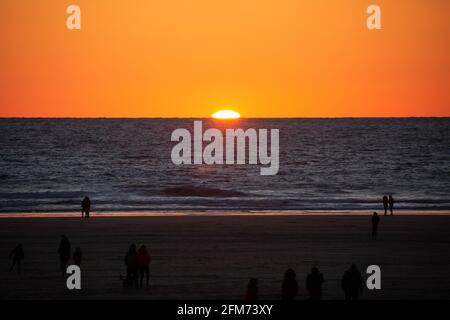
1 212 450 300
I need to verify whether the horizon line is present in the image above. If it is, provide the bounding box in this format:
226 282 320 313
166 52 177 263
1 116 450 119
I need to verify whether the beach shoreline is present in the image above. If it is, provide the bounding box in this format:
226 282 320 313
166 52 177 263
1 209 450 218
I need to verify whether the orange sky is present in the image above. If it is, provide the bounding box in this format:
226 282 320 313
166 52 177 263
0 0 449 117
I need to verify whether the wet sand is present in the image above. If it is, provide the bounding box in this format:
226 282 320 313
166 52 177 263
1 212 450 299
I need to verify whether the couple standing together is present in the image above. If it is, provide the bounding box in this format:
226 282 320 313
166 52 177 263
124 244 151 289
382 195 394 215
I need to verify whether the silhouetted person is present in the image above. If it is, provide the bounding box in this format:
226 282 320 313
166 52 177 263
245 278 258 300
124 244 138 288
73 247 82 266
372 212 380 237
388 195 394 215
9 244 24 274
306 267 324 300
137 245 151 289
282 268 298 300
382 195 388 215
341 264 363 300
58 235 71 276
81 196 91 218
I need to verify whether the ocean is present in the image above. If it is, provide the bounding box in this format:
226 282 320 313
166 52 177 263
0 118 449 213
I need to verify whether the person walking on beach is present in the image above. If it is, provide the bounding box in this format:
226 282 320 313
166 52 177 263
306 267 324 300
9 244 24 274
137 245 151 289
245 278 259 300
372 212 380 237
73 247 82 266
58 235 71 276
81 196 91 218
341 264 363 300
388 195 394 215
382 195 388 215
282 268 298 300
124 244 138 288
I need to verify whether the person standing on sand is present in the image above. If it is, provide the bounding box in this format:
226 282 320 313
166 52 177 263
282 268 298 300
137 245 151 289
81 196 91 218
372 212 380 237
9 244 24 274
306 267 324 300
245 278 259 300
388 195 394 215
58 235 71 276
124 244 139 288
383 195 388 215
341 264 363 300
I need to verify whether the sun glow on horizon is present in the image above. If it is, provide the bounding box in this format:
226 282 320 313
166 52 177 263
211 110 241 119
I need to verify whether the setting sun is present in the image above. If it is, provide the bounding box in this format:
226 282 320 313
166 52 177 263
211 110 241 119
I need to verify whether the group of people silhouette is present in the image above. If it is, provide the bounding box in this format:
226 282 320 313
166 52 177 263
10 195 100 278
371 194 396 237
8 238 366 299
8 236 82 276
58 235 83 276
7 195 395 299
382 195 395 216
124 243 152 289
245 264 363 300
9 236 152 290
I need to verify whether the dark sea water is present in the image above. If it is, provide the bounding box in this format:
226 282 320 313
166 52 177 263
0 118 449 213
